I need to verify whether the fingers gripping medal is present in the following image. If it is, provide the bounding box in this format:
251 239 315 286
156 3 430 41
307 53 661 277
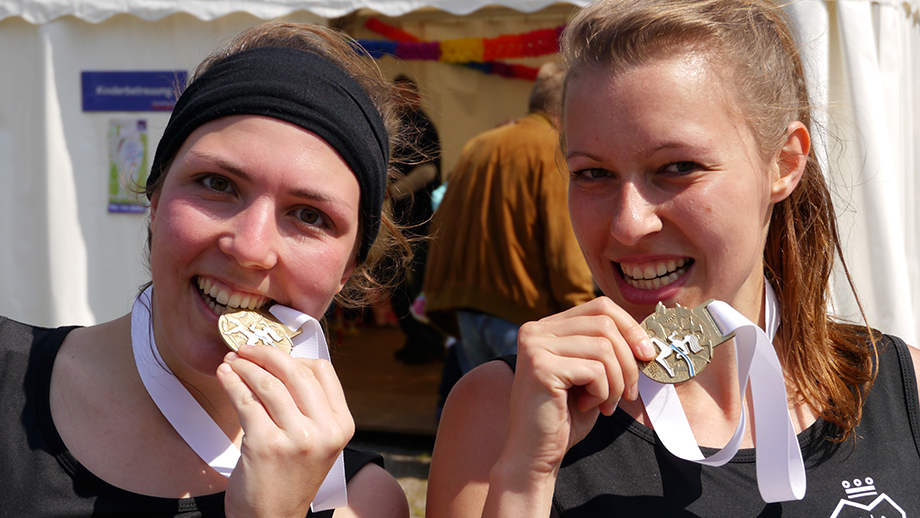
637 300 735 383
213 304 347 510
218 307 302 354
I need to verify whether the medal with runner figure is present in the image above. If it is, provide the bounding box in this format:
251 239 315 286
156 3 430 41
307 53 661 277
218 307 302 354
638 299 734 384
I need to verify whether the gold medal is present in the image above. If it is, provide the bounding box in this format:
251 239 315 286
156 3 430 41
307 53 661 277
218 307 302 354
637 300 734 384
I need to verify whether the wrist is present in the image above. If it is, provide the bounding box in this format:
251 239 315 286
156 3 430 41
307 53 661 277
483 449 558 517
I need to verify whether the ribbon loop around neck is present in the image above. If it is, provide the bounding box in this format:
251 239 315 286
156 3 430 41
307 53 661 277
636 281 806 502
131 287 347 511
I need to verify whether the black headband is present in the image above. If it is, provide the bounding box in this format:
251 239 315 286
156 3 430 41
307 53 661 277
148 46 389 264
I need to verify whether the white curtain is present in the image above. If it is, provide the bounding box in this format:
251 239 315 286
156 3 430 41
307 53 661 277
786 0 919 345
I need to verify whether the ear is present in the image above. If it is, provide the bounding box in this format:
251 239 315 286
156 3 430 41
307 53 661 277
770 121 810 203
336 257 357 294
149 191 160 225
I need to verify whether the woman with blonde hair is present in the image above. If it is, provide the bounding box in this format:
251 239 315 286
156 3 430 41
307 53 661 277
427 0 920 515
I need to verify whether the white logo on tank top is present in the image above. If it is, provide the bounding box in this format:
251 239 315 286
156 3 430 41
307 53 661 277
829 477 905 518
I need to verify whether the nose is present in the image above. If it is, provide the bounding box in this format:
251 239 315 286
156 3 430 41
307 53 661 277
219 201 280 270
608 181 662 246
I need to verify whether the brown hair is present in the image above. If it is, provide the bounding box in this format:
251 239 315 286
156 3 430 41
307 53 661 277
145 21 412 308
560 0 877 440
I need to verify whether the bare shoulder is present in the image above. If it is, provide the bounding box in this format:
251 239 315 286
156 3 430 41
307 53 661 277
906 341 920 402
426 360 515 518
432 360 515 457
448 359 515 407
333 462 409 518
435 360 515 447
907 341 920 366
51 315 136 436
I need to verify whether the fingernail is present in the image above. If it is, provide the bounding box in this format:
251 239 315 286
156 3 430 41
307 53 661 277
639 339 655 358
225 352 240 362
627 384 639 401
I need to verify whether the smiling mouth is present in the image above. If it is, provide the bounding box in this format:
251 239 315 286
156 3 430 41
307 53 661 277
195 277 272 315
619 258 693 290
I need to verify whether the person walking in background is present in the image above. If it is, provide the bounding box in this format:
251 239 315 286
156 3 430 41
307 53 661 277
387 75 447 365
422 63 595 373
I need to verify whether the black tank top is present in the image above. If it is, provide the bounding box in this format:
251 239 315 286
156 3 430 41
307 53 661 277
499 334 920 517
0 317 383 517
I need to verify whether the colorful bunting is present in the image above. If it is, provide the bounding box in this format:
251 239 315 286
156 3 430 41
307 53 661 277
365 17 421 43
356 18 562 80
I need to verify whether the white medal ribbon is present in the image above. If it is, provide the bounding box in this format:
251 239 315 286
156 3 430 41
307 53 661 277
131 286 347 511
636 281 806 502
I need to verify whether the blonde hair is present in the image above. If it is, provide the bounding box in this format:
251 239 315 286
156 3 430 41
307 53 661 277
561 0 877 440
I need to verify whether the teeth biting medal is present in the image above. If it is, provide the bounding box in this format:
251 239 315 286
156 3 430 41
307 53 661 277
133 288 348 510
218 307 302 354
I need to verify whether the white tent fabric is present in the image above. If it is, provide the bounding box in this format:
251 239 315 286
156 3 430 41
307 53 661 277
0 0 917 348
786 0 919 345
0 0 587 23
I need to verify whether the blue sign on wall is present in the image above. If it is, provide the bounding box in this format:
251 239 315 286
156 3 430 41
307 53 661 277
82 71 187 112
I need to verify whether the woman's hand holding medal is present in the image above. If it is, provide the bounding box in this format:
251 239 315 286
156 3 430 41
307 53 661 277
498 297 656 481
217 312 354 518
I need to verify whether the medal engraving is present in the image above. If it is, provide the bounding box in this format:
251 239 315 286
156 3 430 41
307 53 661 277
219 308 301 354
637 300 733 383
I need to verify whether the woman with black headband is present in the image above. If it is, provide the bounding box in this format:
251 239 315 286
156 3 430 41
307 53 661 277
0 22 410 517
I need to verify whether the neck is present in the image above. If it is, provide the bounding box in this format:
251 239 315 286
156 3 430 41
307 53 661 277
619 341 753 448
528 110 558 128
177 377 243 444
142 295 243 444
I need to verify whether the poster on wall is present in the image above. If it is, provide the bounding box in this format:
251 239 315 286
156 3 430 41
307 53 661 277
107 119 148 214
82 71 186 112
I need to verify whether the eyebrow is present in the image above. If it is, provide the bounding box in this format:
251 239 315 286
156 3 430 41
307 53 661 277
189 150 349 207
566 142 712 162
565 149 602 161
645 142 710 159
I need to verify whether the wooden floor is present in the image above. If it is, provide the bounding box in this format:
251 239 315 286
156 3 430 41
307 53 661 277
329 319 445 518
330 321 443 437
